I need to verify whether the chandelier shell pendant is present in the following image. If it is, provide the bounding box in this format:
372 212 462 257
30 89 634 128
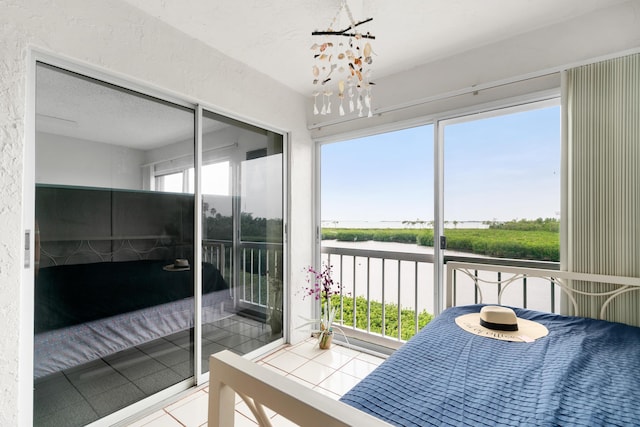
311 1 375 118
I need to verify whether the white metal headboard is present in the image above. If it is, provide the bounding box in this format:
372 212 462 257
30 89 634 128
446 261 640 321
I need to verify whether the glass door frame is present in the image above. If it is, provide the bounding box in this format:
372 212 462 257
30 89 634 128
314 93 561 326
433 97 561 314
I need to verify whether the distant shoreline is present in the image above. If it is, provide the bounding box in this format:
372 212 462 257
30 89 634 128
321 220 489 229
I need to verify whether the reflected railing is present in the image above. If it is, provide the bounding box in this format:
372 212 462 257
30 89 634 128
203 240 283 310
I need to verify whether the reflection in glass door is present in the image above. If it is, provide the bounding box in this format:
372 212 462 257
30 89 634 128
442 102 561 311
34 62 196 425
33 64 287 425
199 111 284 375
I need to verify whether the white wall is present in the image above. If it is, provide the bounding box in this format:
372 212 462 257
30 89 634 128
36 132 145 189
0 0 314 424
309 0 640 138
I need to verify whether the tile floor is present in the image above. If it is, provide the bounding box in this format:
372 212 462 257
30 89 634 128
126 339 386 426
34 313 279 426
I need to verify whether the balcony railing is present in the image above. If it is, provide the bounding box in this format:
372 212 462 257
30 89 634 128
204 240 564 345
321 245 560 344
203 240 283 311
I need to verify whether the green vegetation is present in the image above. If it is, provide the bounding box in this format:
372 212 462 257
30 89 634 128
322 228 419 244
330 295 433 341
485 217 559 232
322 218 559 262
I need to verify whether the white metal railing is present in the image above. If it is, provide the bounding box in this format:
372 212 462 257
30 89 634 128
203 240 283 310
321 246 562 343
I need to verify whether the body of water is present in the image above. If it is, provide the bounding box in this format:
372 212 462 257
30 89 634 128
321 240 559 316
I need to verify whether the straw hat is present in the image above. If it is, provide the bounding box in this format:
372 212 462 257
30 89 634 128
455 305 549 342
163 258 190 271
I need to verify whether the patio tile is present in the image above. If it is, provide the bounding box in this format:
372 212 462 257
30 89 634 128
290 359 336 385
167 390 208 426
339 358 379 379
317 371 361 396
312 348 356 370
263 350 309 373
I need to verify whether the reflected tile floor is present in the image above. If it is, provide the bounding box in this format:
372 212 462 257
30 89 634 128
34 313 276 427
126 339 386 427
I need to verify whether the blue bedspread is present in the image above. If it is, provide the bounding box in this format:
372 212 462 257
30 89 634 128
340 305 640 426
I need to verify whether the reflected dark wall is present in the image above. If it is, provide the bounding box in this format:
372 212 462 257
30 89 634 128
36 185 194 264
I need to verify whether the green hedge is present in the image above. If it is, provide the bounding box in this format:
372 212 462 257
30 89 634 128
330 295 433 341
323 227 559 262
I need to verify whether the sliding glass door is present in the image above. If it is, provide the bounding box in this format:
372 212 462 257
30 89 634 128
34 63 196 425
441 101 561 311
320 126 434 341
199 110 284 375
33 62 286 425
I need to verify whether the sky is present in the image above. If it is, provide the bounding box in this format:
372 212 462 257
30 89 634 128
321 104 561 223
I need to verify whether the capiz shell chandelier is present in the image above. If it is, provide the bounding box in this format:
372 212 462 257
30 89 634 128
311 0 375 118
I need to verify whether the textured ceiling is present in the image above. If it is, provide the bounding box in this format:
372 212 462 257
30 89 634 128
124 0 629 95
36 0 630 148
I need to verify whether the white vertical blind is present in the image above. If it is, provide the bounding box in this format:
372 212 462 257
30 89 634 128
566 53 640 325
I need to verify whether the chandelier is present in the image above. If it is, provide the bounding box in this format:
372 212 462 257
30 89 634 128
311 0 375 118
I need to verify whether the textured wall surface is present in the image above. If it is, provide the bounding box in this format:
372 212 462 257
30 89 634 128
0 0 313 424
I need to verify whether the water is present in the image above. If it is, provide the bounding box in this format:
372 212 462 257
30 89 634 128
321 240 559 316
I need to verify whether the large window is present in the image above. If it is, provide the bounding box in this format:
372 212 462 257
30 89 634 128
443 102 561 311
320 125 435 340
319 100 561 341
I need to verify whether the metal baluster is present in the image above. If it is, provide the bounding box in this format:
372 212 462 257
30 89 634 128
250 249 254 303
497 272 502 304
474 270 479 304
381 259 386 337
366 257 371 333
414 262 419 335
397 260 401 340
523 275 528 308
339 255 344 326
352 256 357 329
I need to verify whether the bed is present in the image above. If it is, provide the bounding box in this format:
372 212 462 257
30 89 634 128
34 258 230 379
34 184 232 379
340 304 640 426
207 262 640 427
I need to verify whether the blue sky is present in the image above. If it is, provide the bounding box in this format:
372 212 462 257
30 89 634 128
321 105 561 223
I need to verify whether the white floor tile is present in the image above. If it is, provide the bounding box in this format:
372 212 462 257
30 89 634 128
290 359 337 385
235 398 277 421
287 339 325 360
312 386 342 400
313 348 355 370
317 371 362 396
148 341 380 427
339 358 379 379
263 350 310 373
260 348 289 364
234 411 258 426
270 414 301 426
330 344 363 359
356 352 387 365
167 391 208 427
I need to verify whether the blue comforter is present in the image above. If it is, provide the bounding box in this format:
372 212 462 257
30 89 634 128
340 305 640 426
